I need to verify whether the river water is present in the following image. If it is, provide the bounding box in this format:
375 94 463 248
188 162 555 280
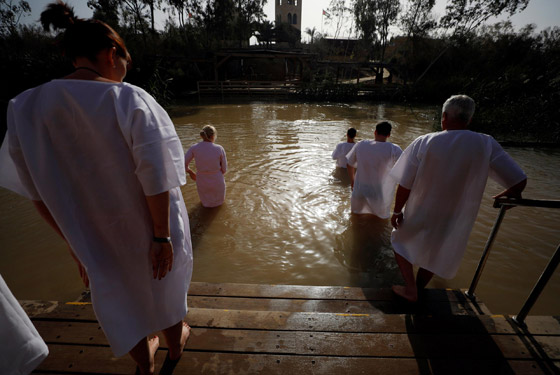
1 101 559 315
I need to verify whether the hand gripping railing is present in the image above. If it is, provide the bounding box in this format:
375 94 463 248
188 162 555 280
465 197 560 326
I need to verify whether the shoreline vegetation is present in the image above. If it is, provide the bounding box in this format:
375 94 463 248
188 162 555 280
1 1 558 146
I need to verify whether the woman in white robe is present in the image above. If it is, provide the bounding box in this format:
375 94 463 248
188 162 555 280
0 3 192 374
185 125 228 207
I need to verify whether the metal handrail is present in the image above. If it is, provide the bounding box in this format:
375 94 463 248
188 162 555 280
465 197 560 326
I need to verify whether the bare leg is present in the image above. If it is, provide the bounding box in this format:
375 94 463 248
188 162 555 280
392 252 418 302
129 335 159 375
162 321 191 361
416 268 434 290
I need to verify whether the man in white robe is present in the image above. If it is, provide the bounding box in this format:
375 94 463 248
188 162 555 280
0 80 193 359
346 122 402 219
389 95 527 302
331 127 357 168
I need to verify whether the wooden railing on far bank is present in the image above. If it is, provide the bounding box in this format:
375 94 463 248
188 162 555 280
197 80 301 98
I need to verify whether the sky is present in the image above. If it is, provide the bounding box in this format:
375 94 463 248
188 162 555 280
21 0 560 42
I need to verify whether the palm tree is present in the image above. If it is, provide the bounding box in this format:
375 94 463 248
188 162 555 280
305 26 316 44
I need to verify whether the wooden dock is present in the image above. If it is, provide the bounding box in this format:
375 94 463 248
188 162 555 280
23 282 560 374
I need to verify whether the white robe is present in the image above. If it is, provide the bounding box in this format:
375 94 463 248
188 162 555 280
331 142 356 168
346 140 403 218
185 142 227 207
0 274 48 375
0 80 193 357
389 130 526 279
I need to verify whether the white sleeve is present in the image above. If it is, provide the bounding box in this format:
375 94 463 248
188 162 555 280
220 146 228 174
346 143 358 168
488 137 526 188
389 138 422 189
0 103 41 200
121 89 186 196
331 143 341 160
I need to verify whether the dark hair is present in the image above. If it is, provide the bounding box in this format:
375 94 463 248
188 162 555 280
40 1 130 64
347 128 357 138
375 121 392 136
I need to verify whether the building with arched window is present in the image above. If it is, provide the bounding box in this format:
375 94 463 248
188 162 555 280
276 0 301 30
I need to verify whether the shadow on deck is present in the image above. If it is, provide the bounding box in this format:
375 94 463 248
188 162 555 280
23 282 560 374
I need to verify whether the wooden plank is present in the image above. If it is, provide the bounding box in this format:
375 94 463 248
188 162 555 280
33 347 552 375
27 303 552 336
34 344 141 374
187 295 476 315
32 320 553 360
185 308 518 334
188 282 482 303
148 352 547 375
28 302 98 321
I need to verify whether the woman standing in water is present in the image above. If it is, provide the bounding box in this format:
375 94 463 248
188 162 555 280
0 2 192 374
185 125 228 207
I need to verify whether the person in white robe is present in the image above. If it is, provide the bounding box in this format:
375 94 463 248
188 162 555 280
331 127 357 168
0 274 49 375
0 3 192 374
185 125 228 208
389 95 527 302
346 122 402 218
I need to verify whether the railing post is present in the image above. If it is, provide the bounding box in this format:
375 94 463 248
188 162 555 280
513 244 560 326
465 205 508 299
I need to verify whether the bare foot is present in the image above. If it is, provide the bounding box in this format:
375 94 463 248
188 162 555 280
168 322 191 361
392 285 418 302
136 336 159 375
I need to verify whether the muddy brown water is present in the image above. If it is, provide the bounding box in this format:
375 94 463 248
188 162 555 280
1 101 559 315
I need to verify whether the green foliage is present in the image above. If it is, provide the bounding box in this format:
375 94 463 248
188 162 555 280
353 0 400 61
0 0 30 37
440 0 530 37
390 23 560 143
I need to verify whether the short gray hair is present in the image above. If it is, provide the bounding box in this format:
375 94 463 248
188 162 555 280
442 95 476 124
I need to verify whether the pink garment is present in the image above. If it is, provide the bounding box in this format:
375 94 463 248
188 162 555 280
185 141 227 207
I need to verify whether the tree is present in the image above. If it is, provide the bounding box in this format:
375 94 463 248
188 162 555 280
353 0 400 63
0 0 30 37
414 0 531 85
325 0 352 39
120 0 150 37
400 0 435 38
440 0 530 37
232 0 266 47
304 26 316 44
87 0 120 30
256 19 274 47
167 0 198 28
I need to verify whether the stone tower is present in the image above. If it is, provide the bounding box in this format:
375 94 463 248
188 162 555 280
275 0 302 31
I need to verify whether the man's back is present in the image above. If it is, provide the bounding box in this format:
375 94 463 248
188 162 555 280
391 130 525 279
347 140 402 218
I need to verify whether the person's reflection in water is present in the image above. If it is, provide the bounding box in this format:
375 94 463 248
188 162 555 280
334 214 401 288
332 167 352 185
189 203 223 250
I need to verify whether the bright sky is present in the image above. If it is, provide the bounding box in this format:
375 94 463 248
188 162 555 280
22 0 560 42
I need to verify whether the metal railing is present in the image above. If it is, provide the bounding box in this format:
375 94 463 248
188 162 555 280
465 197 560 326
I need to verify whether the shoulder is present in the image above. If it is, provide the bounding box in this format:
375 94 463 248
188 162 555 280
9 81 53 109
390 142 403 152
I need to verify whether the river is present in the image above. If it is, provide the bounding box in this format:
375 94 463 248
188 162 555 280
1 100 558 315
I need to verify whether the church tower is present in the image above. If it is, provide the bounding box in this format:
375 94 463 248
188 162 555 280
275 0 302 31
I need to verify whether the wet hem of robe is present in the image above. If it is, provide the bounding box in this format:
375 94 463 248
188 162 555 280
390 240 458 280
109 305 188 357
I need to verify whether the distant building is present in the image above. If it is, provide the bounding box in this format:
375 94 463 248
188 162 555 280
275 0 302 31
